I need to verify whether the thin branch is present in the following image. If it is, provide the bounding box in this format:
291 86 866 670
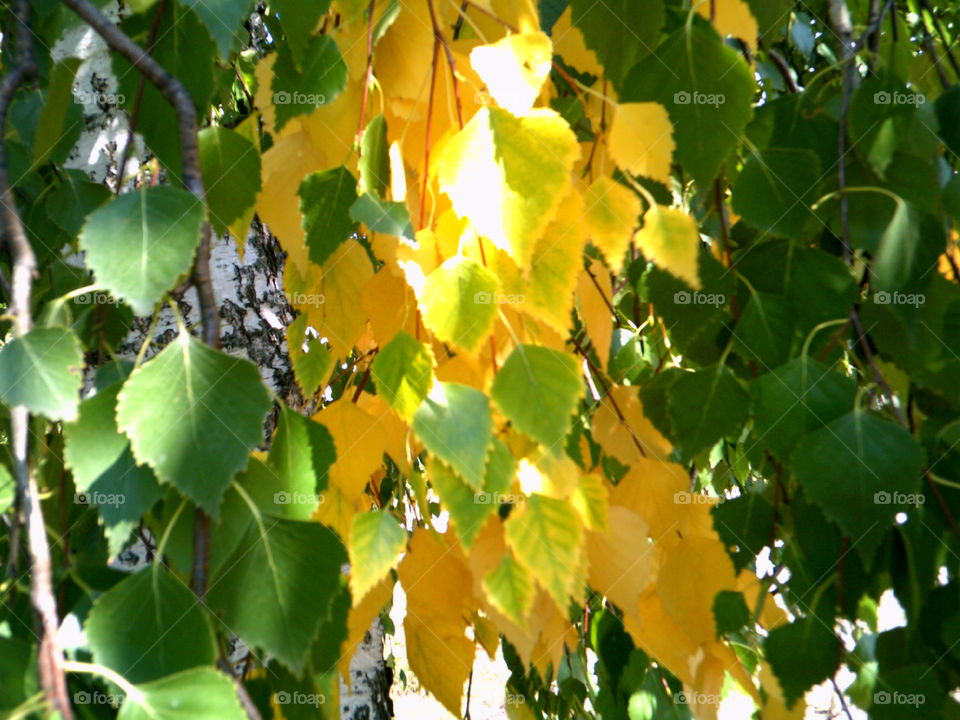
355 0 376 146
829 0 859 265
426 0 463 129
919 0 960 81
0 2 74 716
766 48 800 93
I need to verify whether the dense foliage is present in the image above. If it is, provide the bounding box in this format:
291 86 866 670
2 0 960 718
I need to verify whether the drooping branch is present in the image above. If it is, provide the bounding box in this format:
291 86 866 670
0 2 74 717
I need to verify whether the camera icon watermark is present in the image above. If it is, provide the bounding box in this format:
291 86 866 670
73 690 125 707
675 691 722 706
873 491 924 506
873 291 924 307
474 491 526 506
75 291 119 305
74 90 125 106
473 291 525 306
673 492 718 505
273 491 325 507
273 91 327 107
75 491 126 507
873 690 925 707
274 691 325 707
673 90 725 107
673 290 725 306
873 90 925 106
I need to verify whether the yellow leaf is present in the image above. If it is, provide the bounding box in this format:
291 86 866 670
592 385 673 464
313 482 360 541
516 452 578 500
470 32 553 116
698 0 759 46
608 102 675 187
472 610 500 660
587 506 657 616
583 177 640 273
634 205 702 290
551 8 603 77
404 615 474 717
435 107 579 268
571 473 609 532
576 259 614 370
419 256 499 354
626 588 701 686
361 267 417 346
356 393 409 470
314 398 388 497
339 577 394 679
399 528 473 620
483 552 534 627
374 1 435 102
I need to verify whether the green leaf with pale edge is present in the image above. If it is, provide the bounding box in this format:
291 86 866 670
198 126 261 235
622 20 755 187
270 0 332 69
570 0 664 90
491 345 581 448
420 257 498 353
0 327 83 421
731 148 822 239
350 193 415 240
751 357 856 463
711 491 774 572
116 334 271 517
272 35 347 130
349 510 407 603
505 493 583 609
413 382 492 490
207 516 347 674
371 330 434 418
299 166 358 266
118 667 245 720
85 568 216 683
428 439 514 548
360 114 390 198
666 364 750 461
79 186 204 316
790 411 924 564
179 0 255 58
765 617 839 708
483 553 533 627
264 404 336 520
712 590 750 638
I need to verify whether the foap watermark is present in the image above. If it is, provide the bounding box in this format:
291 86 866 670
474 491 526 506
75 491 126 507
75 90 125 106
273 691 325 708
675 691 722 706
674 90 725 107
873 691 925 707
73 691 125 707
505 693 526 707
286 291 326 306
674 290 725 306
274 491 325 507
874 491 924 506
474 291 525 306
873 90 925 106
75 291 119 305
273 91 327 107
874 291 924 307
674 491 718 505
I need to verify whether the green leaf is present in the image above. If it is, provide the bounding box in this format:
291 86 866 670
413 382 492 490
666 364 750 461
288 313 334 397
272 35 347 130
0 327 83 421
622 20 755 187
116 333 271 516
118 667 245 720
428 439 514 548
178 0 255 59
712 590 750 637
732 292 794 368
934 84 960 157
570 0 664 90
0 637 31 710
483 553 533 627
44 169 111 237
348 510 407 603
263 404 336 520
712 490 775 572
350 193 415 241
79 186 205 316
765 617 839 708
32 58 81 169
360 114 390 198
208 515 347 674
731 148 822 239
790 411 925 564
751 356 856 463
269 0 332 69
0 464 13 516
198 126 262 235
371 330 435 418
85 568 216 683
491 345 582 449
419 257 499 353
298 166 358 266
849 76 925 178
505 493 583 609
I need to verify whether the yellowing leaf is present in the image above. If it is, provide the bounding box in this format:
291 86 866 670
470 32 553 116
583 177 640 272
314 399 388 497
592 385 673 464
505 493 583 608
373 1 434 101
571 473 609 531
608 102 675 186
516 452 578 500
698 0 759 46
419 256 498 353
399 528 473 620
362 267 416 346
551 8 603 77
348 510 407 604
576 259 614 370
404 615 474 716
634 205 701 290
483 553 534 627
436 107 579 268
314 482 361 540
587 506 656 613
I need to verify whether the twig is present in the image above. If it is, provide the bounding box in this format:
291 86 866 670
0 3 74 716
829 0 859 265
922 32 953 90
355 0 376 146
426 0 463 128
766 48 800 93
919 0 960 81
418 37 442 229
